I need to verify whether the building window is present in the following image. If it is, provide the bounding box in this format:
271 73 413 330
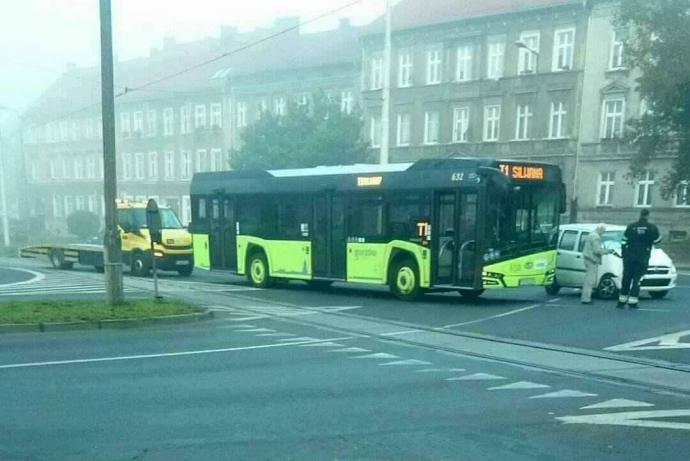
88 195 97 214
96 117 103 139
210 148 224 172
133 111 143 134
634 171 655 207
549 102 567 139
76 196 86 211
424 111 440 145
62 156 71 179
180 151 192 179
120 113 131 137
98 157 104 179
597 172 616 206
237 102 247 127
46 123 55 143
398 51 413 88
601 99 625 139
370 116 382 147
59 121 69 141
518 31 540 74
483 105 501 142
487 39 504 79
371 56 383 90
182 196 191 225
274 97 286 116
163 108 174 136
84 119 94 139
341 91 354 114
675 182 690 207
456 45 473 82
194 105 206 129
146 110 157 137
134 153 145 180
180 107 191 134
164 151 175 180
73 157 84 179
50 158 59 179
296 94 309 106
396 113 411 146
52 196 63 218
515 104 533 140
30 160 39 181
64 196 74 216
148 152 158 180
426 47 442 85
553 27 575 71
71 120 80 141
195 149 208 173
86 156 96 179
210 103 222 128
121 153 132 180
610 30 626 70
452 107 469 143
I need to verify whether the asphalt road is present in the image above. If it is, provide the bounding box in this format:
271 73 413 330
2 316 690 461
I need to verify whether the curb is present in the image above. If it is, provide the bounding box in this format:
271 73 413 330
0 309 214 335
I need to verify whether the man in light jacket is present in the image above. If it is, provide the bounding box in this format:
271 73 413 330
581 223 612 304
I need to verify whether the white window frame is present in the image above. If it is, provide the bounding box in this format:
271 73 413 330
64 196 74 216
134 153 145 180
371 56 383 90
180 150 192 180
515 104 533 140
341 91 354 114
487 39 505 79
133 111 143 134
180 107 191 134
237 102 247 128
194 105 206 129
483 105 501 142
456 45 473 82
634 171 655 208
426 47 442 85
675 181 690 207
597 171 616 206
210 103 222 128
76 196 86 211
548 102 567 139
164 151 176 181
71 120 80 141
146 110 157 137
147 151 158 180
296 94 309 106
518 31 540 74
370 116 382 147
452 107 470 143
163 108 174 136
120 113 131 137
610 30 625 70
59 121 69 141
84 119 94 139
553 27 575 71
50 158 59 179
46 123 55 143
210 148 223 172
52 195 63 218
195 149 208 173
87 195 97 214
396 113 411 147
61 156 71 179
73 157 84 179
274 97 286 116
601 98 626 139
86 156 96 179
398 51 413 88
423 111 440 145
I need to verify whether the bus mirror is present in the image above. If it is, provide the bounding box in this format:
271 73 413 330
560 184 567 214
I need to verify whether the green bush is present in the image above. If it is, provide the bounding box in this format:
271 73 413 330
66 210 101 239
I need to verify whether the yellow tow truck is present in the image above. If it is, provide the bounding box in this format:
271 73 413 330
20 201 194 276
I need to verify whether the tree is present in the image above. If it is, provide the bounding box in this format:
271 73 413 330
232 92 370 170
617 0 690 197
67 210 101 240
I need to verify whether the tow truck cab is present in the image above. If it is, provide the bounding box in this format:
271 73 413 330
116 201 194 276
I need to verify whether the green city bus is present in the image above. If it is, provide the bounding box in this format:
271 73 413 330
190 157 565 300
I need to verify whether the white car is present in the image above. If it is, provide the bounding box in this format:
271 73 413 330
547 223 677 299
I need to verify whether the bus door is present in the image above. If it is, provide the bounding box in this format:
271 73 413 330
209 195 237 270
313 194 346 279
433 192 478 286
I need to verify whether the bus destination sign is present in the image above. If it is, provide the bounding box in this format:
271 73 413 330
357 176 383 187
498 163 545 180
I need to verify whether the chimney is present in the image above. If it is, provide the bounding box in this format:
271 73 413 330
339 18 351 29
274 16 300 34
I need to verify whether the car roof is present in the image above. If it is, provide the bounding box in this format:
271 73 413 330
560 223 626 232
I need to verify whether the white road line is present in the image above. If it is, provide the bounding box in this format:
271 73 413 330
328 347 371 353
217 324 256 329
530 390 598 399
557 410 690 431
0 267 45 287
277 336 313 342
441 303 542 329
353 353 399 359
581 399 654 410
0 337 351 370
488 381 550 390
255 333 294 337
445 373 505 381
299 342 345 348
379 359 432 366
234 328 276 333
379 330 422 337
415 368 466 373
637 308 672 312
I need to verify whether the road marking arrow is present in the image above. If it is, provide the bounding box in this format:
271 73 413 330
605 329 690 351
446 373 505 381
530 390 598 399
488 381 550 390
557 410 690 431
581 399 654 410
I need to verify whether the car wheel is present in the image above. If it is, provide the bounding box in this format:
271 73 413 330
247 252 272 288
649 290 668 299
131 252 150 277
458 289 484 300
596 274 618 300
390 258 421 301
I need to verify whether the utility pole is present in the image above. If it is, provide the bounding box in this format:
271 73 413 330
0 132 10 246
379 0 392 165
99 0 124 305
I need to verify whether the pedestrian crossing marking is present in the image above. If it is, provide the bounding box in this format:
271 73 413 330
488 381 550 390
353 353 399 359
580 399 654 410
329 347 371 353
446 373 506 381
530 390 598 399
415 368 466 373
379 359 432 366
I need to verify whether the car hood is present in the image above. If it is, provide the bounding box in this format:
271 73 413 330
650 248 674 267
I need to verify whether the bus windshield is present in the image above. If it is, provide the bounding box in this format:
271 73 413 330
119 208 184 230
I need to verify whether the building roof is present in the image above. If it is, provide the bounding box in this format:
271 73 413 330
364 0 584 34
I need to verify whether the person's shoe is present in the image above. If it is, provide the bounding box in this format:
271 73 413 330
616 302 626 309
581 301 592 305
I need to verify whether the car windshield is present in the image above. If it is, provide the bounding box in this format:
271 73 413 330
120 208 184 230
602 230 625 250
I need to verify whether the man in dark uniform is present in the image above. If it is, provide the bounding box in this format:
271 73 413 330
617 209 662 309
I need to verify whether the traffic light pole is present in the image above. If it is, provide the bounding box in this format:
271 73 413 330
99 0 124 305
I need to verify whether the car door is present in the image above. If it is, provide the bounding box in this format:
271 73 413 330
555 230 581 287
573 232 590 287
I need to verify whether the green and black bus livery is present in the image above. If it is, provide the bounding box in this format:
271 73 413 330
190 157 565 300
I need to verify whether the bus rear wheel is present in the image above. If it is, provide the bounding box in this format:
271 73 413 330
247 252 272 288
390 258 421 302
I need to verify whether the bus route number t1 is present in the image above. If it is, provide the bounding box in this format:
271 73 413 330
417 221 431 240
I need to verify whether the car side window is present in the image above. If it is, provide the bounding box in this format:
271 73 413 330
577 232 590 253
559 230 578 251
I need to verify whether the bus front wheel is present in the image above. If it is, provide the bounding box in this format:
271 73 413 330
459 289 484 300
390 258 421 302
248 252 272 288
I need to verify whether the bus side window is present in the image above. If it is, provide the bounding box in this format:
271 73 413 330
277 200 311 239
347 200 384 238
388 201 429 239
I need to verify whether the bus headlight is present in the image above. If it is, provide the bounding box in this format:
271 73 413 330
482 271 503 279
154 251 164 258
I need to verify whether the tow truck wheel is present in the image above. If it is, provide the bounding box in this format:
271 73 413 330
49 249 73 270
131 252 150 277
177 265 194 277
